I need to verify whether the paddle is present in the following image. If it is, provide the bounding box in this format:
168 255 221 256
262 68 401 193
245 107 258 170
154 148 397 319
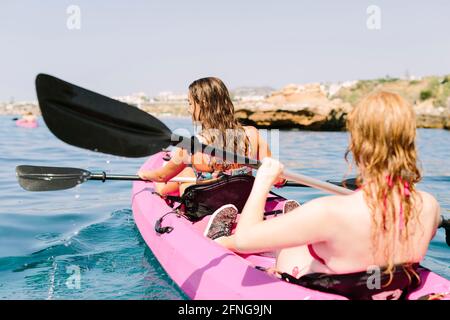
15 165 196 192
35 73 351 196
16 165 359 192
284 178 357 189
33 74 449 244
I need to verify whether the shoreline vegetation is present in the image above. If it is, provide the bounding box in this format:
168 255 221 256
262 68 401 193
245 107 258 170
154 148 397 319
2 75 449 130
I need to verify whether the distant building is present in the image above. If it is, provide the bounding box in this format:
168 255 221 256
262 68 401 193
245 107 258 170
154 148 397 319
232 87 274 102
235 95 267 102
325 81 358 97
114 92 150 108
155 91 188 102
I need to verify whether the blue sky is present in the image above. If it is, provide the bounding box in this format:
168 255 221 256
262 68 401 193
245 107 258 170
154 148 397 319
1 0 450 101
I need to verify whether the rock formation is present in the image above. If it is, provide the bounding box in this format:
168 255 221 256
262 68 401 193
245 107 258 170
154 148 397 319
235 83 352 130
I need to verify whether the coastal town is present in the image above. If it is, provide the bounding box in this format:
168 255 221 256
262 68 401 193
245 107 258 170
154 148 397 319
3 75 449 130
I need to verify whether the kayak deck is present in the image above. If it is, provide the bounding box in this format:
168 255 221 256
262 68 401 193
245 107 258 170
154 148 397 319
132 153 450 300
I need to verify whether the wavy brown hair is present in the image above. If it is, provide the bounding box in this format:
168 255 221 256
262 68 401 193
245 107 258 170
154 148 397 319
345 91 422 284
188 77 249 171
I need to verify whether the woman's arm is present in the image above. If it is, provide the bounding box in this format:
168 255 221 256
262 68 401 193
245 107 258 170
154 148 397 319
256 129 271 160
243 126 272 160
252 127 286 187
138 148 188 182
234 158 332 253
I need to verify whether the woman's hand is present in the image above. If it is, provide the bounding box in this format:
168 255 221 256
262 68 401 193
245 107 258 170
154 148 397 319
255 157 284 188
138 170 150 181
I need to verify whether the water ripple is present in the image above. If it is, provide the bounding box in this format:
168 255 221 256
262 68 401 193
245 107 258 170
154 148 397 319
0 116 448 299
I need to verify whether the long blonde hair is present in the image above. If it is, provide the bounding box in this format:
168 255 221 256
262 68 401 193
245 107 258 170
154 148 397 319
188 77 249 170
346 91 422 283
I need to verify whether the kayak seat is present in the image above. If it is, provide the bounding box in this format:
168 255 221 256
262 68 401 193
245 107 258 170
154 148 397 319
278 263 424 300
164 174 286 222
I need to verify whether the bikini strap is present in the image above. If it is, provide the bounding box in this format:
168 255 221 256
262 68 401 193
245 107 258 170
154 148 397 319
308 244 326 265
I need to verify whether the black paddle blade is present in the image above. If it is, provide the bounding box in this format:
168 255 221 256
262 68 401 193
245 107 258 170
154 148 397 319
35 74 173 158
16 165 91 192
441 218 450 247
327 178 358 191
285 177 358 190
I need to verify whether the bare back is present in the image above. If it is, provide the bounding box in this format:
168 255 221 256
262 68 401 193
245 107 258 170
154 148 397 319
276 190 440 277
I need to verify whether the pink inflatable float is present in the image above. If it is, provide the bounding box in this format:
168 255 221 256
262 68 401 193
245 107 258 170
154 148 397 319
16 119 38 128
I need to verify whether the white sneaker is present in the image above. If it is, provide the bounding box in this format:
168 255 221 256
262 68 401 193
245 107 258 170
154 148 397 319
204 204 238 240
282 200 300 214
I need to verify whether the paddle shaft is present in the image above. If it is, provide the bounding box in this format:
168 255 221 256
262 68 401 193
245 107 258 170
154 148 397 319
88 173 195 183
88 173 353 190
173 134 353 195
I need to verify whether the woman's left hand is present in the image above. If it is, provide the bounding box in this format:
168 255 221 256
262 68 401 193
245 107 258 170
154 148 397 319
138 170 149 181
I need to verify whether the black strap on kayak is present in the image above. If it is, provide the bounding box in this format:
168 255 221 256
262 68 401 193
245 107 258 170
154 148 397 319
274 263 424 300
154 178 287 221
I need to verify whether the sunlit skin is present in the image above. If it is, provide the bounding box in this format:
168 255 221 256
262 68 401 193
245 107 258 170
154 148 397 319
22 112 36 122
230 92 442 279
138 92 276 195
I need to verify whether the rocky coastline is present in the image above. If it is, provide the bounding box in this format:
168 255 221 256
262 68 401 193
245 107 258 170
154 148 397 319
234 77 450 130
2 75 449 130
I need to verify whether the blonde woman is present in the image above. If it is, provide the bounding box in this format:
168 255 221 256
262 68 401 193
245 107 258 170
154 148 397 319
234 91 441 299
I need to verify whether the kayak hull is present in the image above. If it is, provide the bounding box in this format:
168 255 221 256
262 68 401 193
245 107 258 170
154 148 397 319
132 153 450 300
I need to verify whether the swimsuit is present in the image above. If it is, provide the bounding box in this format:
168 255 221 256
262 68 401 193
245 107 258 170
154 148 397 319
279 177 420 299
307 244 326 265
194 134 253 181
278 263 422 300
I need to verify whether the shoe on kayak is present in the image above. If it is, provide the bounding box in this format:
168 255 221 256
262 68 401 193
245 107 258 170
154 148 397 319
283 200 300 214
203 204 238 240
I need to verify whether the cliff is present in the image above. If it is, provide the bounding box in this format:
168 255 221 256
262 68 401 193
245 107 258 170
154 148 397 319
234 76 450 130
2 75 449 130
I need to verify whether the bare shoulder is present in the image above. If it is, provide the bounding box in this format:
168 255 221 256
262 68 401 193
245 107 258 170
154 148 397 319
417 190 441 223
417 190 438 203
417 190 439 211
243 125 258 136
318 191 362 208
289 194 359 235
316 192 365 221
299 193 353 218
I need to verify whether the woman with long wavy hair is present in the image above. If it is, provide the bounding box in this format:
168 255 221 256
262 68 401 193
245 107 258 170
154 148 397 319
138 77 293 240
234 91 441 299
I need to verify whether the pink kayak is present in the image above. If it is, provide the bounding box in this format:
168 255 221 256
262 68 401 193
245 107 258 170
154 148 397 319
132 152 450 300
16 119 38 128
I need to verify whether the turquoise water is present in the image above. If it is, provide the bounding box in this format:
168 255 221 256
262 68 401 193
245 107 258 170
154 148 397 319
0 116 448 299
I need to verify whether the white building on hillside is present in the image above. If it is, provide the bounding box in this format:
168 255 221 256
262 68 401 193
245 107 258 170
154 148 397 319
155 91 188 102
114 92 151 108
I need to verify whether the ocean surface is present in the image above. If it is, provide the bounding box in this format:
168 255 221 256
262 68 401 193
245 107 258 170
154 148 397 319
0 116 448 299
